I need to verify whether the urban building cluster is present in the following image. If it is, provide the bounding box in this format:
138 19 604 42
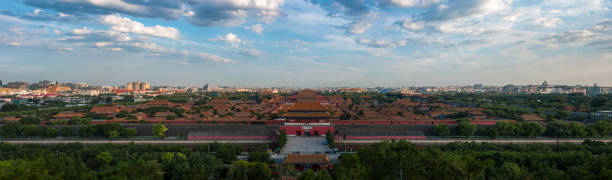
1 80 610 97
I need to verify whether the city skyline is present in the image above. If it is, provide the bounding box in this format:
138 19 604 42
0 79 610 89
0 0 610 87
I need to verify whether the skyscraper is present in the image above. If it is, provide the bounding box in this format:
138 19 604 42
126 81 150 90
203 83 209 91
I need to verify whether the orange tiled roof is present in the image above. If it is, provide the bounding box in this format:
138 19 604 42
233 112 252 117
147 100 173 105
283 154 329 164
521 114 546 121
120 106 139 113
298 89 316 97
210 98 232 103
287 102 327 111
284 112 331 118
90 106 120 114
153 111 176 117
53 112 85 119
3 117 20 121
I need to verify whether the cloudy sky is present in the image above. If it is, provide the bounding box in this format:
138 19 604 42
0 0 610 87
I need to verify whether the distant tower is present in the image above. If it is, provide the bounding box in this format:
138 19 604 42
542 80 549 86
0 80 2 87
203 83 209 91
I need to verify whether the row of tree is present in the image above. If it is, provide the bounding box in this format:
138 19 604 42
334 141 612 180
0 123 138 138
0 142 274 179
434 120 612 138
326 130 336 148
0 123 58 138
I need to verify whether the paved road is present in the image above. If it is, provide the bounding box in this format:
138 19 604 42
338 138 612 145
281 136 332 154
272 136 342 164
0 139 272 144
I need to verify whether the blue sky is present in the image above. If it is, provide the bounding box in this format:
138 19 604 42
0 0 610 87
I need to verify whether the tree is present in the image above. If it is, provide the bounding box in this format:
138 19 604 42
108 130 120 138
315 170 333 180
19 125 40 137
278 130 288 149
334 153 367 180
248 151 271 163
0 103 19 112
248 162 271 180
18 116 41 125
434 124 451 137
339 112 351 120
488 162 525 180
568 122 587 137
589 120 612 137
59 127 74 137
0 122 20 138
326 130 335 148
40 127 57 138
298 169 316 180
96 151 113 167
521 122 545 137
152 124 168 138
455 121 477 137
227 160 271 180
488 127 499 139
591 97 608 108
116 110 129 118
78 125 95 138
120 128 138 138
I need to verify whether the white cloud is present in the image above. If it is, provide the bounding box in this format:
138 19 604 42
214 33 242 47
422 0 513 21
250 24 264 35
185 0 286 26
382 0 442 7
238 48 264 58
356 38 407 48
542 30 598 45
397 19 425 31
532 17 562 28
100 14 180 39
61 27 234 63
189 51 235 64
343 21 372 34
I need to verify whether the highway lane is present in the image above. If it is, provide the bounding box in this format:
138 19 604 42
3 138 611 145
338 138 612 145
0 139 272 144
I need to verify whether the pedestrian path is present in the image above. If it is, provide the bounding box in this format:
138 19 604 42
281 136 332 155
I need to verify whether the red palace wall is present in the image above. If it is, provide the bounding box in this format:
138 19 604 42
187 136 270 140
339 136 427 140
332 120 515 125
88 119 286 125
280 125 334 136
83 119 512 126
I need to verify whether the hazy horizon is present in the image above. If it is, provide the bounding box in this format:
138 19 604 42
0 0 610 87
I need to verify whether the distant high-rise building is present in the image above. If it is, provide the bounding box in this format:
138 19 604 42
203 83 209 91
75 83 88 89
0 80 2 87
126 81 150 90
6 81 29 89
